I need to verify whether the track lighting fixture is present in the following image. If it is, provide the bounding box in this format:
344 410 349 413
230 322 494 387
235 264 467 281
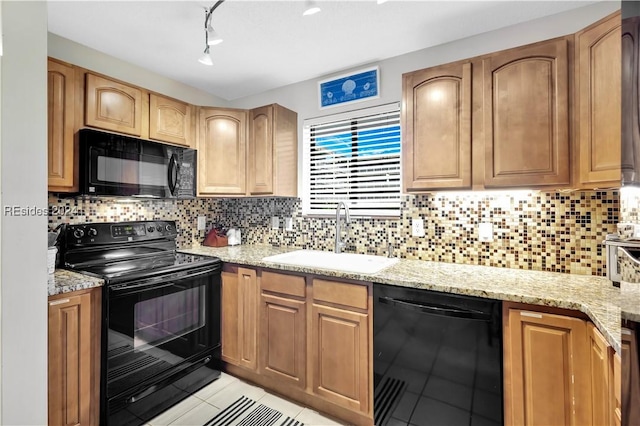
198 46 213 66
303 0 321 16
198 0 225 65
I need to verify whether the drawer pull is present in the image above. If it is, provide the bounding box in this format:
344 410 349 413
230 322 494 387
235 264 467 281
49 298 70 306
520 311 543 318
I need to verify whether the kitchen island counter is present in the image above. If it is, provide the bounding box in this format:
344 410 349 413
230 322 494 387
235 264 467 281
182 244 621 352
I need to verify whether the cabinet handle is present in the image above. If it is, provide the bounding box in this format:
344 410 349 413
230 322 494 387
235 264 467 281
520 311 543 318
49 298 70 306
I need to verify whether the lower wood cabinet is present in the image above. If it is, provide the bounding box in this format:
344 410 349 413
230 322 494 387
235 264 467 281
48 287 100 426
622 326 640 426
311 303 369 413
221 267 373 425
259 271 306 389
504 303 620 426
221 265 258 370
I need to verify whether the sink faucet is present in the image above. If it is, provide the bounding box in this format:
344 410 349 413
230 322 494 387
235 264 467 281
335 202 351 254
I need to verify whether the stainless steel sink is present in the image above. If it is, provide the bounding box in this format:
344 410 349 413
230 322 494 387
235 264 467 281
262 250 399 274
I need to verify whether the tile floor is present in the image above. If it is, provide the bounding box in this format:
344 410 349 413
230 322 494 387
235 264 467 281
146 372 347 426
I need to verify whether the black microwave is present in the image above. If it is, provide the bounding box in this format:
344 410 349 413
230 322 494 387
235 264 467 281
79 128 196 198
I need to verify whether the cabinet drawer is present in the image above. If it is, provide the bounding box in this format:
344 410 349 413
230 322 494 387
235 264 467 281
262 271 306 298
313 279 368 310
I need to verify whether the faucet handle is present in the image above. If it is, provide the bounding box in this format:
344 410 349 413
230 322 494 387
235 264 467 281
387 243 394 258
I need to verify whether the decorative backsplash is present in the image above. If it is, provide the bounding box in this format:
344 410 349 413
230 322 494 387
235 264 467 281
48 195 221 249
215 191 618 276
49 189 619 276
620 187 640 224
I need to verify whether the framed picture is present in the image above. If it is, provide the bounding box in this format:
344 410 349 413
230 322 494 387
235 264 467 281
318 66 380 109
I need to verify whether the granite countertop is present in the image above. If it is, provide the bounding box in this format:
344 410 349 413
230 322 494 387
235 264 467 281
621 282 640 322
48 269 104 297
182 244 621 352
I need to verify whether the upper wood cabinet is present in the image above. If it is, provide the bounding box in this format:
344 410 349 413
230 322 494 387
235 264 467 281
575 12 621 188
503 305 590 426
48 288 100 426
48 59 77 192
198 107 248 196
622 16 640 185
248 104 298 196
403 37 571 191
481 37 570 188
402 61 472 191
85 73 144 136
149 93 194 147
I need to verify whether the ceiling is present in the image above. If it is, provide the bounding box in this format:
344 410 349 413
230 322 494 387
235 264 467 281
47 1 597 101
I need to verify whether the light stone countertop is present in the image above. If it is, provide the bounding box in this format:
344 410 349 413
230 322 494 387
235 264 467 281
182 244 621 352
621 282 640 323
48 269 104 297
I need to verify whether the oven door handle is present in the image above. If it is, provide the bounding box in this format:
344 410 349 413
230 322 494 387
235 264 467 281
109 281 176 294
378 296 491 321
108 267 217 294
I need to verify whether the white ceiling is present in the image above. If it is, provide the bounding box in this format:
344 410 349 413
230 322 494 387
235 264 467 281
47 1 597 101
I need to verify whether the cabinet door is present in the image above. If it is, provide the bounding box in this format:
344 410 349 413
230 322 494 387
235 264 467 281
249 105 274 195
198 108 247 195
612 351 621 426
85 73 143 136
260 293 306 388
311 303 369 413
621 327 640 425
481 38 570 187
503 308 590 426
575 13 621 187
622 17 640 184
48 59 76 191
48 292 92 426
402 62 472 191
149 93 193 147
588 323 612 426
238 267 258 370
221 271 240 365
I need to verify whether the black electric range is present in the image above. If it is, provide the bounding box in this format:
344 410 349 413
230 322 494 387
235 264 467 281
61 220 222 426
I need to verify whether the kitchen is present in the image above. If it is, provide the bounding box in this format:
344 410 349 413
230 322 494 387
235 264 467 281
0 0 634 425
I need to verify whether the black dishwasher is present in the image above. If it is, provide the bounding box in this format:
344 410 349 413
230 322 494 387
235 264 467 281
373 283 502 426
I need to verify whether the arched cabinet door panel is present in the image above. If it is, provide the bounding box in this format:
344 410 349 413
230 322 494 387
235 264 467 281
85 73 143 136
481 38 570 188
402 61 472 191
198 107 248 195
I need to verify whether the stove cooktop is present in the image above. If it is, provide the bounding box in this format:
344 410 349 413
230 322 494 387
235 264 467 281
61 221 222 284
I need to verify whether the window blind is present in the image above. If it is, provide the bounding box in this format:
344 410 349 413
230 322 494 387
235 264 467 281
302 103 401 217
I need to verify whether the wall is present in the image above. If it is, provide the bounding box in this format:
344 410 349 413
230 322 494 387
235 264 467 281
1 2 48 424
48 33 229 107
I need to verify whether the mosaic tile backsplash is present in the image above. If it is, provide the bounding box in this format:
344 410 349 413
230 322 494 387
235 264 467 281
48 195 221 249
620 187 640 224
49 190 619 276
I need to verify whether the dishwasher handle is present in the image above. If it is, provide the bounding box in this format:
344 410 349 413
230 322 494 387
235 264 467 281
378 296 492 321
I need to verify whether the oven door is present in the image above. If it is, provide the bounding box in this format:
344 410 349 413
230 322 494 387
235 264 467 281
104 266 220 423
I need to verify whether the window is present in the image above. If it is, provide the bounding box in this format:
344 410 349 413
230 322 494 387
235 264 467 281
302 103 401 217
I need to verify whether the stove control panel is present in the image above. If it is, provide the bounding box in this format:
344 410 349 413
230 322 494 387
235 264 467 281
64 220 178 247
